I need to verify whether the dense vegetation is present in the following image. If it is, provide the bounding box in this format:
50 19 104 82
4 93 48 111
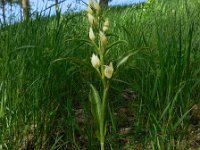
0 0 200 149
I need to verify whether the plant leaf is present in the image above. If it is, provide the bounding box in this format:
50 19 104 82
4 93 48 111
108 103 116 132
104 121 107 136
116 50 139 69
52 57 93 70
65 38 99 53
105 40 127 55
89 84 102 129
172 108 191 130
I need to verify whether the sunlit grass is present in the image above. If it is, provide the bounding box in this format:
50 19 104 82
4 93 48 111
0 0 200 149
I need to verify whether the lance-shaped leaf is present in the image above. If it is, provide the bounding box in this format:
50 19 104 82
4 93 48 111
52 57 93 70
65 39 99 54
89 84 102 135
105 40 127 55
116 50 139 69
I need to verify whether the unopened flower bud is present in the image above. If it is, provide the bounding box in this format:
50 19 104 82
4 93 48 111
87 6 93 14
87 13 95 26
96 2 100 16
89 27 95 41
103 18 109 32
89 0 94 8
104 62 114 79
99 31 107 49
91 54 100 68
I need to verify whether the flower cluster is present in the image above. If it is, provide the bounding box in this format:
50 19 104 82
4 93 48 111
88 0 113 79
87 1 115 149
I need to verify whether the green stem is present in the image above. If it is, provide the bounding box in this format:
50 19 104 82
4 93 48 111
97 29 109 150
100 81 109 150
101 142 105 150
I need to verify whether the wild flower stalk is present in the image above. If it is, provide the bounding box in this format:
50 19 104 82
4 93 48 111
86 1 136 149
87 0 113 149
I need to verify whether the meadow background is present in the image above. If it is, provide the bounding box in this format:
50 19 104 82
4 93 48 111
0 0 200 149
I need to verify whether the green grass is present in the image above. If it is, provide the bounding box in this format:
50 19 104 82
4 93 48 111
0 0 200 149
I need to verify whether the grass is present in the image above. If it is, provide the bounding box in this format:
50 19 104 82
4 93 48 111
0 0 200 149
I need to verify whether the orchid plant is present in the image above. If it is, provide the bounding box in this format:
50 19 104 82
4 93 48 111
87 1 112 150
86 0 137 149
